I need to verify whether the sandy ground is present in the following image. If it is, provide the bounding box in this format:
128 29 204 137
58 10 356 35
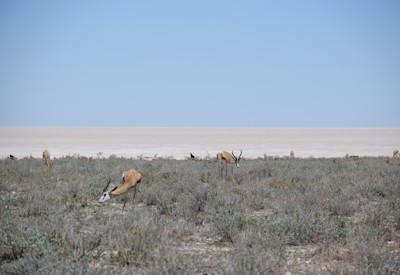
0 128 399 159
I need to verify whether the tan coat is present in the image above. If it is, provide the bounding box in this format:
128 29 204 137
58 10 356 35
110 169 142 197
43 150 51 167
217 151 236 165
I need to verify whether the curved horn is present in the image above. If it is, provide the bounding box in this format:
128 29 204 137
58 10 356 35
231 151 237 160
238 150 243 160
103 177 111 193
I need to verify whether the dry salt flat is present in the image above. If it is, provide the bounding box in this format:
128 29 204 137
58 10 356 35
0 127 399 159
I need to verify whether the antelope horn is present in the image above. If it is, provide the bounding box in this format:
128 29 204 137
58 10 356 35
232 151 237 160
103 177 111 193
238 150 243 159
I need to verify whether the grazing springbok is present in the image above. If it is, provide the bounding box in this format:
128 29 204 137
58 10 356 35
289 150 295 159
393 149 400 158
217 150 242 179
42 150 51 167
99 169 143 210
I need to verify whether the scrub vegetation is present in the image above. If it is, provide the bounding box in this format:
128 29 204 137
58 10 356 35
1 156 399 274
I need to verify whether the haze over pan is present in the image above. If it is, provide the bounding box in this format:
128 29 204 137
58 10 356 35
1 128 399 159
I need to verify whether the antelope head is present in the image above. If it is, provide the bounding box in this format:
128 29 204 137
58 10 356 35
99 177 112 202
232 150 243 168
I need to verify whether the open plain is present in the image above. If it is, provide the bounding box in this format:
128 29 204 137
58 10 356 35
1 155 399 274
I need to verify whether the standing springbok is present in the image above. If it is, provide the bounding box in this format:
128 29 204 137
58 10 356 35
393 149 400 158
217 150 242 179
99 169 143 210
42 150 51 167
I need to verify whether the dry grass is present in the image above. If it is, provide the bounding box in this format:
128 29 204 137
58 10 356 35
1 156 399 274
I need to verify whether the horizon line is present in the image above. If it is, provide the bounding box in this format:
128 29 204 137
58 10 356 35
1 126 400 129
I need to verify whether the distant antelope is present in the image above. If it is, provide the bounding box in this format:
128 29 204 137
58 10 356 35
393 149 400 158
289 150 295 159
42 150 51 167
99 169 143 210
217 150 242 179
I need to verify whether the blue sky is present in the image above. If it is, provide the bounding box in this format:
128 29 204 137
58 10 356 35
0 0 399 127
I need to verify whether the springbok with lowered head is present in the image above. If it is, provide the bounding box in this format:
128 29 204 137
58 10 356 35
99 169 142 210
217 150 242 179
43 150 51 167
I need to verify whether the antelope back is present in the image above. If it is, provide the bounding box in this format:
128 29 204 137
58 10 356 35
43 150 50 159
220 151 236 164
122 169 142 185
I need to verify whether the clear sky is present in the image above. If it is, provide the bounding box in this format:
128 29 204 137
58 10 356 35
0 0 399 127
